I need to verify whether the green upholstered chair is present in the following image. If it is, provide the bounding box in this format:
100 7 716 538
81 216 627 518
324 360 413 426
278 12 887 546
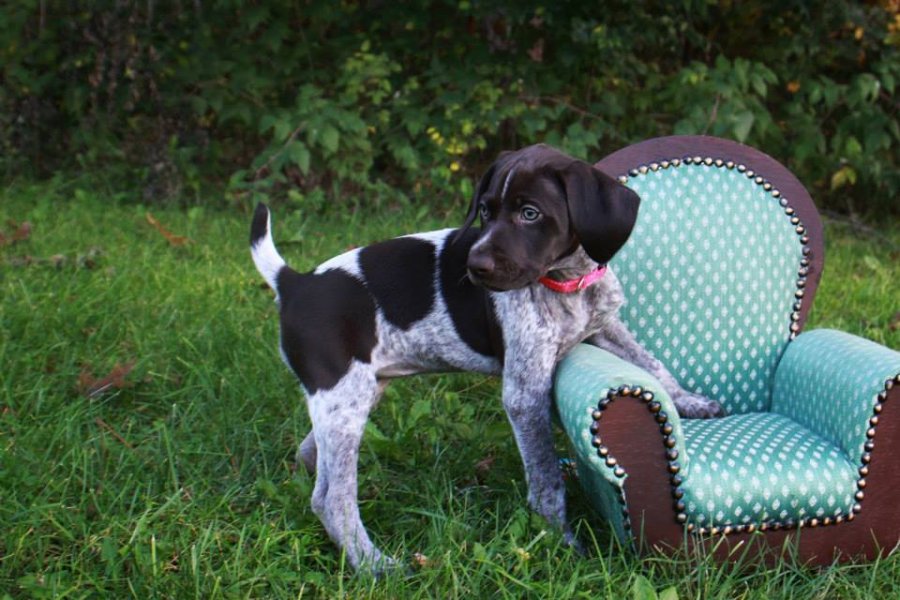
554 136 900 563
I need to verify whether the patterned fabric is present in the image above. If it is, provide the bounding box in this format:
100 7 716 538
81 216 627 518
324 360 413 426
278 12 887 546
680 413 858 527
772 329 900 461
610 165 803 414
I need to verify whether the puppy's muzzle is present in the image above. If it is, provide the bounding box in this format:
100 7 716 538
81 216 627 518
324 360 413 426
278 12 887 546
466 248 532 291
466 252 496 285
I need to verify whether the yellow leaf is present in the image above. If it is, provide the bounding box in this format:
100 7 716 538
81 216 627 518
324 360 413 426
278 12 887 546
830 165 857 190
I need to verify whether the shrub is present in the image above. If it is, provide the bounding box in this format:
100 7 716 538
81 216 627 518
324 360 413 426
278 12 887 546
1 1 897 215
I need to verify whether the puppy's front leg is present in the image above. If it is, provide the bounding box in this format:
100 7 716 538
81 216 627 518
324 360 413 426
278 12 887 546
590 318 725 418
501 356 577 547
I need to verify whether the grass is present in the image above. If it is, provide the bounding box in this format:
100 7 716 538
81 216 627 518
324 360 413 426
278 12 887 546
1 180 898 599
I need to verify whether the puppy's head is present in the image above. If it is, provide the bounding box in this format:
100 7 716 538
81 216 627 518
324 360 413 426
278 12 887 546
463 144 640 291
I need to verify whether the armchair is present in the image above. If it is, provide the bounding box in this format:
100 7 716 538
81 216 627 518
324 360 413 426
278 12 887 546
555 136 900 563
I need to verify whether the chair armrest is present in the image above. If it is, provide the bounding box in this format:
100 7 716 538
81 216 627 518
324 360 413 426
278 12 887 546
554 343 690 483
772 329 900 462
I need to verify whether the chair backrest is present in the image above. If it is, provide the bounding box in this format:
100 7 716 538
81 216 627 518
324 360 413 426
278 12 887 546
596 136 823 414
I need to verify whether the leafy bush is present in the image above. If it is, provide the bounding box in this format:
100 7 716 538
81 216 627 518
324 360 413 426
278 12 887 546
1 0 897 215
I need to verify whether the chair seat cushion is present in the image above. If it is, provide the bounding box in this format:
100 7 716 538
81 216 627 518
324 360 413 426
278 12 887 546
680 412 858 528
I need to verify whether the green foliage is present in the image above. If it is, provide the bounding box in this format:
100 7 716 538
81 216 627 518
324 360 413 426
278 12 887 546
1 1 898 215
632 574 680 600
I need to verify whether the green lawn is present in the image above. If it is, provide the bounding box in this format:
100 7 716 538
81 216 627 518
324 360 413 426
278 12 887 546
1 182 898 598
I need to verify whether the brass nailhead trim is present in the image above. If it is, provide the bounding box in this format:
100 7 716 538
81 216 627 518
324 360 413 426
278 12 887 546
588 385 683 535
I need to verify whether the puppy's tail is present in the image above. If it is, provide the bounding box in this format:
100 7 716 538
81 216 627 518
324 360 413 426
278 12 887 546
250 203 287 294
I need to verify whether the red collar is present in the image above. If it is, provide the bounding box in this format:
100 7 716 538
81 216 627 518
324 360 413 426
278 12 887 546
538 265 607 293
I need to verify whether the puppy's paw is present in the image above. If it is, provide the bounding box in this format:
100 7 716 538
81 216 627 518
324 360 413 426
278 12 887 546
673 392 725 419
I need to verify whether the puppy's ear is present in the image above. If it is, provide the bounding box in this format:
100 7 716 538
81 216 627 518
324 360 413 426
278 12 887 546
460 151 513 233
561 162 640 264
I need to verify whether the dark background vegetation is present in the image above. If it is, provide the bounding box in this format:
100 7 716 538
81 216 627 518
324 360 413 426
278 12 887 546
2 0 898 216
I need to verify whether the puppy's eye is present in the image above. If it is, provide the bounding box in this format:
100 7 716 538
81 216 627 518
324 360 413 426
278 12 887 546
479 203 491 221
520 206 541 222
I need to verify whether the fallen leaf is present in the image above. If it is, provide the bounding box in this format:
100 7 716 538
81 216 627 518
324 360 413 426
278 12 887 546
165 551 180 573
146 212 190 246
411 552 431 568
79 361 136 398
890 312 900 332
49 254 67 268
77 247 103 269
13 221 31 241
0 220 32 246
474 455 496 482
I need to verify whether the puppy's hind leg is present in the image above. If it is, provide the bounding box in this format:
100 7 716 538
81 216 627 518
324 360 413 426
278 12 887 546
298 379 390 475
308 364 394 572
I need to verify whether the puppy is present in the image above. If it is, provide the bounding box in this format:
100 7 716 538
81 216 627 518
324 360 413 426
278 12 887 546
249 144 723 571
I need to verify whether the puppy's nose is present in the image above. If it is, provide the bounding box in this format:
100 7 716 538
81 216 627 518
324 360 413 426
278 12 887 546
467 253 495 279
